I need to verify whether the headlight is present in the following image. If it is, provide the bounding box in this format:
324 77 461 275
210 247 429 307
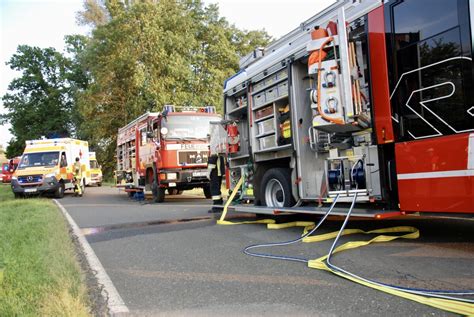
45 173 56 178
167 173 177 180
11 176 17 180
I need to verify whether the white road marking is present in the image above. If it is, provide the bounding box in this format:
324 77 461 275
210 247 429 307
53 199 130 315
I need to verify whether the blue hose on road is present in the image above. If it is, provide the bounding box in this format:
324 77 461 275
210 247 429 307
243 194 341 263
243 191 474 302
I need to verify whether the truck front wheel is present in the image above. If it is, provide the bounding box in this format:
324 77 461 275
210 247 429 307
152 180 165 203
261 168 295 208
54 182 65 199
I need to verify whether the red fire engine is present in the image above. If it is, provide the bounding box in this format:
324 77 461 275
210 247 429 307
221 0 474 217
1 157 20 183
116 106 221 202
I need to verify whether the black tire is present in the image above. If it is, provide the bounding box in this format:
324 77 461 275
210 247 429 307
152 180 165 203
97 182 102 187
203 185 212 199
261 168 295 207
14 192 23 199
54 182 65 199
176 190 183 195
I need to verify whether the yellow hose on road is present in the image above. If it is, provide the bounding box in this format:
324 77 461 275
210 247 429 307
217 177 474 315
217 176 274 226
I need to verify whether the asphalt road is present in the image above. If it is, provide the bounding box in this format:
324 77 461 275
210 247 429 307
61 186 474 316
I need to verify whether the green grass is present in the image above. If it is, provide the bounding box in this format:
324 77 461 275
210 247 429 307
0 185 90 316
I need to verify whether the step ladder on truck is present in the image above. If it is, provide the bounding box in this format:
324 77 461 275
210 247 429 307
219 0 474 218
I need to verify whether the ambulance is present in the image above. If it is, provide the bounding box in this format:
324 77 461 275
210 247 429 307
11 138 91 198
88 152 103 186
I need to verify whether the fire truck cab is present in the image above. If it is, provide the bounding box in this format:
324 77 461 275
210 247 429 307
116 106 221 202
222 0 474 216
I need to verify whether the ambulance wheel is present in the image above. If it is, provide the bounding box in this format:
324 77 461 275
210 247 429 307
54 182 65 199
261 168 295 208
152 180 165 203
97 182 102 187
203 185 212 199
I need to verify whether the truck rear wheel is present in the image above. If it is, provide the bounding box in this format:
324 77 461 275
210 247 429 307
261 168 294 207
152 180 165 203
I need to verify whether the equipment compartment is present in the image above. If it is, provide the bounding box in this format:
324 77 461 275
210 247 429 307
258 135 276 150
257 118 275 135
253 92 266 108
255 105 274 120
265 87 278 102
277 82 288 97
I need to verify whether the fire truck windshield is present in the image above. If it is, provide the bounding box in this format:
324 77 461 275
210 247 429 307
162 115 221 140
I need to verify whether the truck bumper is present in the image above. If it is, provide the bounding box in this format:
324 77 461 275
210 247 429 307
89 176 103 185
11 178 61 195
160 169 210 190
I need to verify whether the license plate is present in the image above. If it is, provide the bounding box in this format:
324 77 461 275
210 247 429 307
192 171 207 177
24 188 37 193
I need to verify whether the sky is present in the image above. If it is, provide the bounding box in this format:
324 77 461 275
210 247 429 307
0 0 335 149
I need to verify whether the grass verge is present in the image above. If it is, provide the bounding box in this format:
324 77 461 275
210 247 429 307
0 184 90 316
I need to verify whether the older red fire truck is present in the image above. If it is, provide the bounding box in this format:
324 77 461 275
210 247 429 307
222 0 474 216
116 106 221 202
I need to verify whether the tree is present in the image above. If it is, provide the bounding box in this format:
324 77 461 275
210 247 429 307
1 38 89 157
76 0 271 176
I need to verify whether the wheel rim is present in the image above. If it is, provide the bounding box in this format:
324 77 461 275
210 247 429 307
265 179 285 207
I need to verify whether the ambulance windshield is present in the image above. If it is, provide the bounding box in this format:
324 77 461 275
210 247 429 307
162 115 221 140
18 152 60 169
90 160 99 169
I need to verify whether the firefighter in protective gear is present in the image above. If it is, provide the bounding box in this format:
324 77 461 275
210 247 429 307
73 157 83 197
207 153 225 213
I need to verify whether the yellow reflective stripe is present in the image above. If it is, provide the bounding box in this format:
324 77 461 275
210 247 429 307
24 146 66 153
216 177 474 315
212 195 222 200
208 164 216 169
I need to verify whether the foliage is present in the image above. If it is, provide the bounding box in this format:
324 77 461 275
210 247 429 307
1 0 270 172
1 37 89 157
0 186 90 316
77 0 271 176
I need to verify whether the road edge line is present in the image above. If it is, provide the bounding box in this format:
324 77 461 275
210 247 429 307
53 199 130 315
